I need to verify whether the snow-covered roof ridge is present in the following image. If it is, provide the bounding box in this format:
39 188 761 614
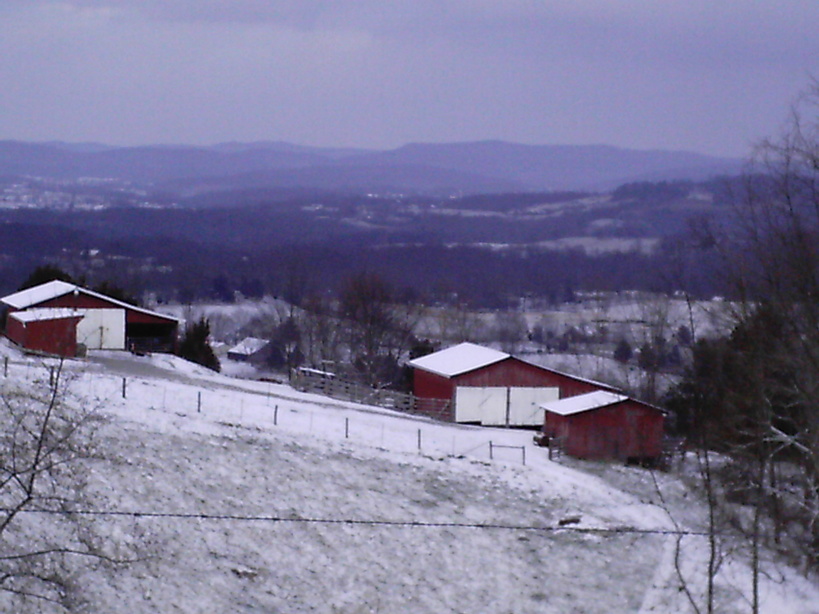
1 280 178 323
228 337 269 355
408 342 510 378
1 280 77 309
8 307 87 323
540 390 630 416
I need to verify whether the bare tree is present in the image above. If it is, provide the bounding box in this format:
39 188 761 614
0 360 135 610
493 310 528 354
338 273 418 387
433 299 486 344
736 83 819 573
296 294 343 372
662 83 819 611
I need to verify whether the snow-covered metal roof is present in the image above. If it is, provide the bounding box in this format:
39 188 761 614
8 307 86 323
539 390 629 416
228 337 269 356
1 280 78 309
408 342 510 378
1 280 178 323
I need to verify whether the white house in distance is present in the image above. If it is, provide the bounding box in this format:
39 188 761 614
227 337 270 363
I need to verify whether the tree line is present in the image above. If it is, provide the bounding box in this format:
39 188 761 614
662 84 819 606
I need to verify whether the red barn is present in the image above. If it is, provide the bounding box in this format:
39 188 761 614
2 280 178 357
409 342 618 426
5 309 85 357
540 390 665 461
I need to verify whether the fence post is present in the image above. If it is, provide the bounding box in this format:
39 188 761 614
3 357 7 377
417 429 422 452
489 441 494 460
522 446 526 466
274 405 278 426
197 391 202 413
345 417 349 439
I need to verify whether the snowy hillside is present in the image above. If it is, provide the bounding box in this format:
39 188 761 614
0 340 815 613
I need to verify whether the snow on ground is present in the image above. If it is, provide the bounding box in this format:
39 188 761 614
0 340 816 613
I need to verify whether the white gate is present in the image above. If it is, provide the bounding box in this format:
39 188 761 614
454 386 560 426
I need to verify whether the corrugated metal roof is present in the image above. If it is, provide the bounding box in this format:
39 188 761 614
539 390 629 416
408 342 510 378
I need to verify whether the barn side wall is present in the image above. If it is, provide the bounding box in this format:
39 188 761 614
36 295 174 325
413 357 611 423
413 369 455 401
28 295 177 352
548 401 664 460
6 318 80 357
455 358 607 398
5 317 27 348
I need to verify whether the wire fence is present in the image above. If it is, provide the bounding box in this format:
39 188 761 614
290 367 453 421
0 356 535 467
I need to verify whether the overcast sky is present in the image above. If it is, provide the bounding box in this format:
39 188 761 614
1 1 817 157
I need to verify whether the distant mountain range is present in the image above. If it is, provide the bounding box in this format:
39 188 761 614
0 139 743 195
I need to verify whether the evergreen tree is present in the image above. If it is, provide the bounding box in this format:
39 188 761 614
18 265 75 290
178 317 220 372
613 338 632 363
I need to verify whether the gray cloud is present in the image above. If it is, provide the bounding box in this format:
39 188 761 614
0 1 817 156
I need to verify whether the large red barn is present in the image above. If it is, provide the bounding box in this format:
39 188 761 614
409 342 618 426
2 280 178 357
540 390 665 461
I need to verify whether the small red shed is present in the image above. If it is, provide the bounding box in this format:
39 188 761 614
1 280 178 357
409 342 618 426
540 390 665 461
5 309 85 357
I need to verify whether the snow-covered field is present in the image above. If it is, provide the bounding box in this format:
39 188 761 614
0 340 816 613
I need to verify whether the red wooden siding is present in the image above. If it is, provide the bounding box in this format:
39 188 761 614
545 400 664 460
413 369 456 401
33 295 174 325
5 316 81 357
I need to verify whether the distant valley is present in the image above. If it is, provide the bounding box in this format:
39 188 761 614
0 139 741 305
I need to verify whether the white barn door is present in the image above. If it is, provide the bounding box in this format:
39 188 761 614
508 387 559 426
454 387 506 424
455 386 560 426
76 309 126 350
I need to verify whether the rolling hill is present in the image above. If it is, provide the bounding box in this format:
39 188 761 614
0 139 741 195
0 339 813 612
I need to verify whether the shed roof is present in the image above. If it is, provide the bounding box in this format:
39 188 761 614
8 307 86 323
1 280 178 323
228 337 269 356
2 280 78 309
408 342 510 378
540 390 630 416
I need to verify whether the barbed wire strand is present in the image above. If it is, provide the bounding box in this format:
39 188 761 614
2 508 720 537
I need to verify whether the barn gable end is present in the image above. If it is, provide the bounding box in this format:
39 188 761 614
409 342 619 426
